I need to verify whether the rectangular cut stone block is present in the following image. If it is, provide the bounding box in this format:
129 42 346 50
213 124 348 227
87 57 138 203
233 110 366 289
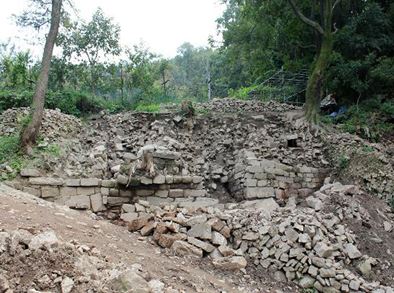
182 176 193 184
60 187 77 197
65 195 91 209
145 196 174 206
245 179 257 187
192 176 203 184
41 187 60 198
20 168 41 177
183 189 207 197
165 176 174 184
257 180 268 187
117 175 128 185
244 187 275 199
153 174 166 184
90 194 105 212
101 187 109 196
119 189 132 197
23 187 41 197
77 187 95 196
173 176 183 184
101 179 117 188
254 173 267 180
109 188 119 197
246 166 261 173
65 179 80 187
169 189 184 198
140 177 153 185
155 190 169 197
107 197 129 206
81 178 101 187
29 177 64 186
136 189 155 196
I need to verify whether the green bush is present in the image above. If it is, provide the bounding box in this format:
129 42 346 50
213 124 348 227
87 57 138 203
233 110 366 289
228 86 257 100
0 135 20 164
337 97 394 141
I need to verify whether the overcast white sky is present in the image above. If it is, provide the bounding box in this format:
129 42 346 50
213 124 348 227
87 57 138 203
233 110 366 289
0 0 225 58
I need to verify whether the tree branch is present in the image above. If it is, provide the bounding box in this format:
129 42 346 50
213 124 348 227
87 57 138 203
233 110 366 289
287 0 324 35
332 0 342 12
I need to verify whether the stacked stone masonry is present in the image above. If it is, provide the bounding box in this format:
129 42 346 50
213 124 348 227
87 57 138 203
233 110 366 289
229 150 329 201
14 174 206 212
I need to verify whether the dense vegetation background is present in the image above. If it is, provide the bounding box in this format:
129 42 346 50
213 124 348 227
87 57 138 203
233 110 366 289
0 0 393 141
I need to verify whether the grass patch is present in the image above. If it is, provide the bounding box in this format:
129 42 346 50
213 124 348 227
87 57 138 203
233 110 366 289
134 103 161 113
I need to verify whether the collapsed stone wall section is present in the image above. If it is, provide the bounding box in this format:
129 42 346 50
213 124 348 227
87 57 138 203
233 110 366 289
13 171 209 213
228 150 329 201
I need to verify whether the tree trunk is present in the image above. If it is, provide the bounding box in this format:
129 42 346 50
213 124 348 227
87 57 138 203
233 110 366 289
21 0 62 153
304 0 334 123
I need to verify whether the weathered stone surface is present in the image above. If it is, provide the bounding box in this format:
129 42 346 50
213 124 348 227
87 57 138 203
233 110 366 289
122 204 136 213
29 177 64 186
101 180 116 188
120 212 139 222
23 186 41 197
218 245 235 257
107 197 129 206
29 230 59 250
76 187 95 196
60 187 77 197
81 178 100 187
183 189 206 197
140 222 156 236
244 187 275 199
299 276 315 288
65 195 91 209
171 240 203 257
20 168 41 177
128 215 154 232
169 189 184 198
109 269 150 293
65 179 80 187
212 256 247 270
211 231 227 246
117 175 129 185
187 223 212 240
90 194 105 212
178 198 219 209
153 174 166 184
61 277 74 293
41 186 60 198
344 243 362 259
187 237 215 252
157 233 186 248
306 196 323 211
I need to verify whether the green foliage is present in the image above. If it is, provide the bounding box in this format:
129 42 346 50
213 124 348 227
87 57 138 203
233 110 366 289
338 98 394 141
39 143 61 157
228 86 257 100
0 135 23 180
338 154 350 170
134 103 160 113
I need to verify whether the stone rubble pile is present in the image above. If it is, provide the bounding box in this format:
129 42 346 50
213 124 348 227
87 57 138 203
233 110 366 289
323 132 394 200
122 181 394 293
196 98 300 113
0 228 165 293
0 107 82 142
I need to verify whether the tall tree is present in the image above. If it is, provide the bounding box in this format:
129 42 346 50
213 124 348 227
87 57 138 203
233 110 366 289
59 8 121 93
20 0 63 152
287 0 340 123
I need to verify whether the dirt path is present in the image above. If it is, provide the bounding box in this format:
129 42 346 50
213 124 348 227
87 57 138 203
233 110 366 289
0 184 295 293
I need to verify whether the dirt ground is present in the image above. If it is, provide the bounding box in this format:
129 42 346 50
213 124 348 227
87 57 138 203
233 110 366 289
0 184 298 293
